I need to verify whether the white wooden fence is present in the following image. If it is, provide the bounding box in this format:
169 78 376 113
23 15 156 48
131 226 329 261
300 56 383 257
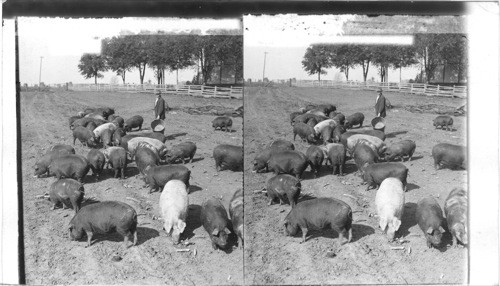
69 84 243 99
293 80 467 98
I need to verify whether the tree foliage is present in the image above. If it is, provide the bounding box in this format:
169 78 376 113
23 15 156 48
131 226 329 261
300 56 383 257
101 36 134 84
77 53 107 84
302 45 333 81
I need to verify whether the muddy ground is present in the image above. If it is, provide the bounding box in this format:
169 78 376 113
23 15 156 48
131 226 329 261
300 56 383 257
21 91 243 285
243 86 467 284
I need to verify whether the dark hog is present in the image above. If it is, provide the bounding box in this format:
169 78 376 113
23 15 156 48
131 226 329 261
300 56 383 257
68 116 82 128
444 188 468 247
320 125 334 144
71 117 107 130
102 146 128 179
344 112 365 129
135 146 160 175
69 201 137 248
49 144 75 154
49 178 84 213
72 126 97 147
317 104 336 114
86 122 98 132
289 111 303 125
433 115 453 131
307 109 327 117
93 107 115 119
83 108 95 115
269 139 295 150
332 113 346 126
34 149 74 178
361 162 408 192
119 134 141 150
49 155 91 183
353 142 378 174
305 145 324 178
127 131 166 143
229 189 244 248
432 143 467 170
332 125 345 143
266 174 301 208
416 196 446 248
112 128 126 146
293 122 317 144
304 104 317 112
85 113 106 121
284 198 353 244
384 140 416 162
340 129 385 147
267 150 308 179
201 198 231 250
325 143 346 176
86 149 105 179
143 165 191 193
164 142 197 164
329 111 340 119
123 115 144 132
101 128 115 148
293 113 326 126
306 118 318 129
107 114 117 122
212 116 233 132
111 116 124 128
213 144 243 172
252 145 294 173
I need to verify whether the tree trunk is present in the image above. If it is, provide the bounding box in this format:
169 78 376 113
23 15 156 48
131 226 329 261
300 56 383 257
442 63 446 82
399 67 402 83
94 75 97 85
362 60 370 82
318 70 321 82
121 71 126 84
176 69 179 85
219 64 223 84
345 67 349 81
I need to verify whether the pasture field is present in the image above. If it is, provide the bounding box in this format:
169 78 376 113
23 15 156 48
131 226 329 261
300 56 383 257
243 86 467 284
21 91 243 285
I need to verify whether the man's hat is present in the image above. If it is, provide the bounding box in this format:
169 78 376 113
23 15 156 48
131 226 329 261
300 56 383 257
377 88 383 93
156 90 162 95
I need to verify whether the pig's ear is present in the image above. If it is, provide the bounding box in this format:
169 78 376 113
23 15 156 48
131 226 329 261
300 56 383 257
177 221 186 233
392 218 402 231
379 217 387 231
439 226 445 233
224 227 231 234
426 227 434 235
212 228 220 236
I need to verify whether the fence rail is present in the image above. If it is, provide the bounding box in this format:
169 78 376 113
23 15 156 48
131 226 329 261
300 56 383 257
293 80 467 98
69 84 243 99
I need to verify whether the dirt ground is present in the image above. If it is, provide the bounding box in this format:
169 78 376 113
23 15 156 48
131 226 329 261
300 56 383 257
243 86 467 285
21 91 243 285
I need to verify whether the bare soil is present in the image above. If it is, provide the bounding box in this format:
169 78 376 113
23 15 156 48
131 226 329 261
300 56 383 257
243 86 467 285
21 91 243 285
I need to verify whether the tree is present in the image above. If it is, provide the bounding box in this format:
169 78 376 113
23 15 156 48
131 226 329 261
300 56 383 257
302 45 333 81
166 35 196 85
328 44 360 81
391 46 418 82
77 53 107 84
101 36 134 84
146 35 169 85
352 45 373 83
126 34 149 85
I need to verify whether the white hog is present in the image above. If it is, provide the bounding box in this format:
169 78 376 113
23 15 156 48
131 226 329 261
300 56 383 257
347 134 386 155
313 119 337 135
127 137 167 158
159 180 189 244
93 122 117 139
375 177 405 241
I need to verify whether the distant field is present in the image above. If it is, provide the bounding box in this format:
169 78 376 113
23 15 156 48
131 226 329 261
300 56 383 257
21 91 243 285
243 86 467 284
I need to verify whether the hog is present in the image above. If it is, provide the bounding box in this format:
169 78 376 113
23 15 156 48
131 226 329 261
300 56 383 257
102 146 128 179
128 131 167 143
49 178 85 213
290 111 303 125
159 180 189 244
101 128 114 148
433 115 453 131
305 145 324 178
68 116 81 127
444 188 468 247
317 104 336 114
164 142 197 164
332 113 345 126
124 115 144 132
85 113 106 121
135 146 160 175
107 114 117 122
416 196 446 248
347 134 386 156
332 125 345 143
353 142 378 174
267 150 308 179
112 128 126 146
304 104 317 112
325 143 346 176
93 122 117 140
284 198 353 244
313 119 337 135
83 108 94 115
77 111 86 118
432 143 467 170
201 197 231 250
85 122 98 132
306 118 318 129
49 155 91 183
252 145 294 173
69 201 137 248
127 137 167 159
320 125 334 144
266 174 301 208
384 140 416 162
86 149 105 179
34 149 74 178
307 109 326 117
293 122 317 143
340 130 386 147
269 139 295 150
49 144 75 154
344 112 365 129
143 165 191 194
213 144 243 172
229 188 244 248
70 117 107 130
111 116 124 128
362 162 408 192
292 113 323 126
375 178 405 241
72 126 97 147
212 116 233 132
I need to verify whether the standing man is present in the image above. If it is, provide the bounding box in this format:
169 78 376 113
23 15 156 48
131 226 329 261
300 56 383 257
374 88 387 118
154 90 168 120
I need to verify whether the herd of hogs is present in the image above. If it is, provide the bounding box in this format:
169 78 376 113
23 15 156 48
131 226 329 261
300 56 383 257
252 103 467 249
33 106 244 250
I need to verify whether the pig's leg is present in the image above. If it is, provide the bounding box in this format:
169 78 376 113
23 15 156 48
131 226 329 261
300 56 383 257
452 235 457 248
133 230 138 246
86 231 93 247
300 226 308 243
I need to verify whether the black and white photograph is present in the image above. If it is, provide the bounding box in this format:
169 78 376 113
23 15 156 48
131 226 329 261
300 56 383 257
243 14 469 284
15 17 243 285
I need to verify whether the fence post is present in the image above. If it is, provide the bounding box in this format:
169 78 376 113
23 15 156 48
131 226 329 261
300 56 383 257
214 86 217 97
437 84 440 96
410 84 413 93
452 85 456 97
423 84 427 95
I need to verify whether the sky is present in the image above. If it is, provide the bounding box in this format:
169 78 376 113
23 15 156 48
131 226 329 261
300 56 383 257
243 15 420 82
18 17 242 85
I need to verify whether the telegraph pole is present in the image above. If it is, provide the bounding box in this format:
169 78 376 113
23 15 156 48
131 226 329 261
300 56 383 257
262 52 268 82
39 56 44 89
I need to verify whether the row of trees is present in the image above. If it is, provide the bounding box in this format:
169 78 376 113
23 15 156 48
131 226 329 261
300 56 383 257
301 34 467 83
78 32 243 85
